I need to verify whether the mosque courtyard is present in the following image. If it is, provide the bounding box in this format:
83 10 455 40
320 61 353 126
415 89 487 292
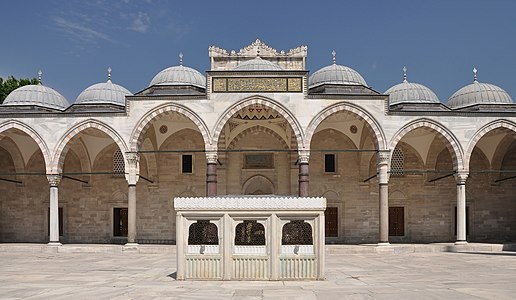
0 244 515 299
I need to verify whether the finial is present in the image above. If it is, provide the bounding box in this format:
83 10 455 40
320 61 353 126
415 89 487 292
107 67 112 82
179 52 183 66
403 65 407 82
37 70 42 84
332 50 336 65
473 66 478 83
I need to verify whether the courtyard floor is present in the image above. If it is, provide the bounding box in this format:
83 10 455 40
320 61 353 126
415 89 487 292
0 244 515 299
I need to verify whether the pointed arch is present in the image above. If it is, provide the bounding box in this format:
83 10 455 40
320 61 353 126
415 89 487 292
389 118 464 170
464 119 516 169
243 174 275 195
305 102 387 150
52 119 129 173
0 120 52 173
130 103 210 151
227 125 290 150
211 95 304 149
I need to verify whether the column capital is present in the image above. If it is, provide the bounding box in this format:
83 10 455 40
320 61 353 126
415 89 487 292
298 150 310 164
125 152 140 185
47 174 62 187
206 152 218 164
125 152 140 166
454 171 468 184
377 150 391 166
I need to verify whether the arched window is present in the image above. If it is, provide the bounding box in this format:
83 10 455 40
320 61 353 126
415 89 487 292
234 220 265 245
113 149 125 177
282 220 313 245
391 147 404 176
188 220 219 245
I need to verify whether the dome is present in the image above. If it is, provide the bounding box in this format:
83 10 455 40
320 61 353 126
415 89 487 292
76 79 132 106
448 81 513 108
385 80 439 105
309 63 367 88
234 57 283 71
149 65 206 88
4 84 69 110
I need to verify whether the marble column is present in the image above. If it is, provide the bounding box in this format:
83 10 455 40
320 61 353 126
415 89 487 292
298 151 310 197
125 152 140 245
206 152 218 197
377 151 390 245
455 171 468 245
47 174 62 246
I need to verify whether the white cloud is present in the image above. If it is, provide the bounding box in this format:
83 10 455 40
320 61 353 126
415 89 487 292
129 12 151 33
52 16 115 44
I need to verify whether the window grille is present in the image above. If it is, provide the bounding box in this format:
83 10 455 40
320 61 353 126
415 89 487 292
282 220 313 245
188 220 219 245
113 149 125 177
235 220 265 245
391 148 404 176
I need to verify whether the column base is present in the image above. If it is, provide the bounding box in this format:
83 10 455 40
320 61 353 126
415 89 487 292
48 242 62 246
377 242 390 247
454 240 468 245
123 242 140 252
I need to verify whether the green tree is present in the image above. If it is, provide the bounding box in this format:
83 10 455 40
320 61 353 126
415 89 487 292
0 76 39 104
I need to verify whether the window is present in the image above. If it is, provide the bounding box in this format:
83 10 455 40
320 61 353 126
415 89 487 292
188 220 218 245
182 154 193 174
235 220 265 245
48 207 64 237
390 148 404 176
324 154 336 173
113 149 125 177
113 208 128 237
282 220 313 245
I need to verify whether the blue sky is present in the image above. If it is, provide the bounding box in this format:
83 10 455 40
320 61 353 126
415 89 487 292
1 0 515 103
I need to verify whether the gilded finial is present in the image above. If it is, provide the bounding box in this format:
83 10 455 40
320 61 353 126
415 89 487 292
332 50 336 65
107 67 112 82
179 52 183 66
37 70 42 84
403 65 407 82
473 66 478 83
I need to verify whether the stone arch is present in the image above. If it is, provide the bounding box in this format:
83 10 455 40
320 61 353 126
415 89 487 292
52 119 129 173
130 103 210 151
243 175 275 195
212 95 304 149
227 125 290 150
389 118 464 170
0 137 25 174
0 120 52 173
464 119 516 170
322 190 339 201
305 102 387 150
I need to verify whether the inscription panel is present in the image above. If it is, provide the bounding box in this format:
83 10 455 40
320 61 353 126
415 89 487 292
213 77 302 93
244 154 274 169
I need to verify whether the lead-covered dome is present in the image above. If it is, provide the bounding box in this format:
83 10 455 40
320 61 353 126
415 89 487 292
309 63 367 88
385 68 439 105
149 65 206 88
234 56 283 71
447 69 512 108
448 81 512 108
76 71 132 106
4 81 69 110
